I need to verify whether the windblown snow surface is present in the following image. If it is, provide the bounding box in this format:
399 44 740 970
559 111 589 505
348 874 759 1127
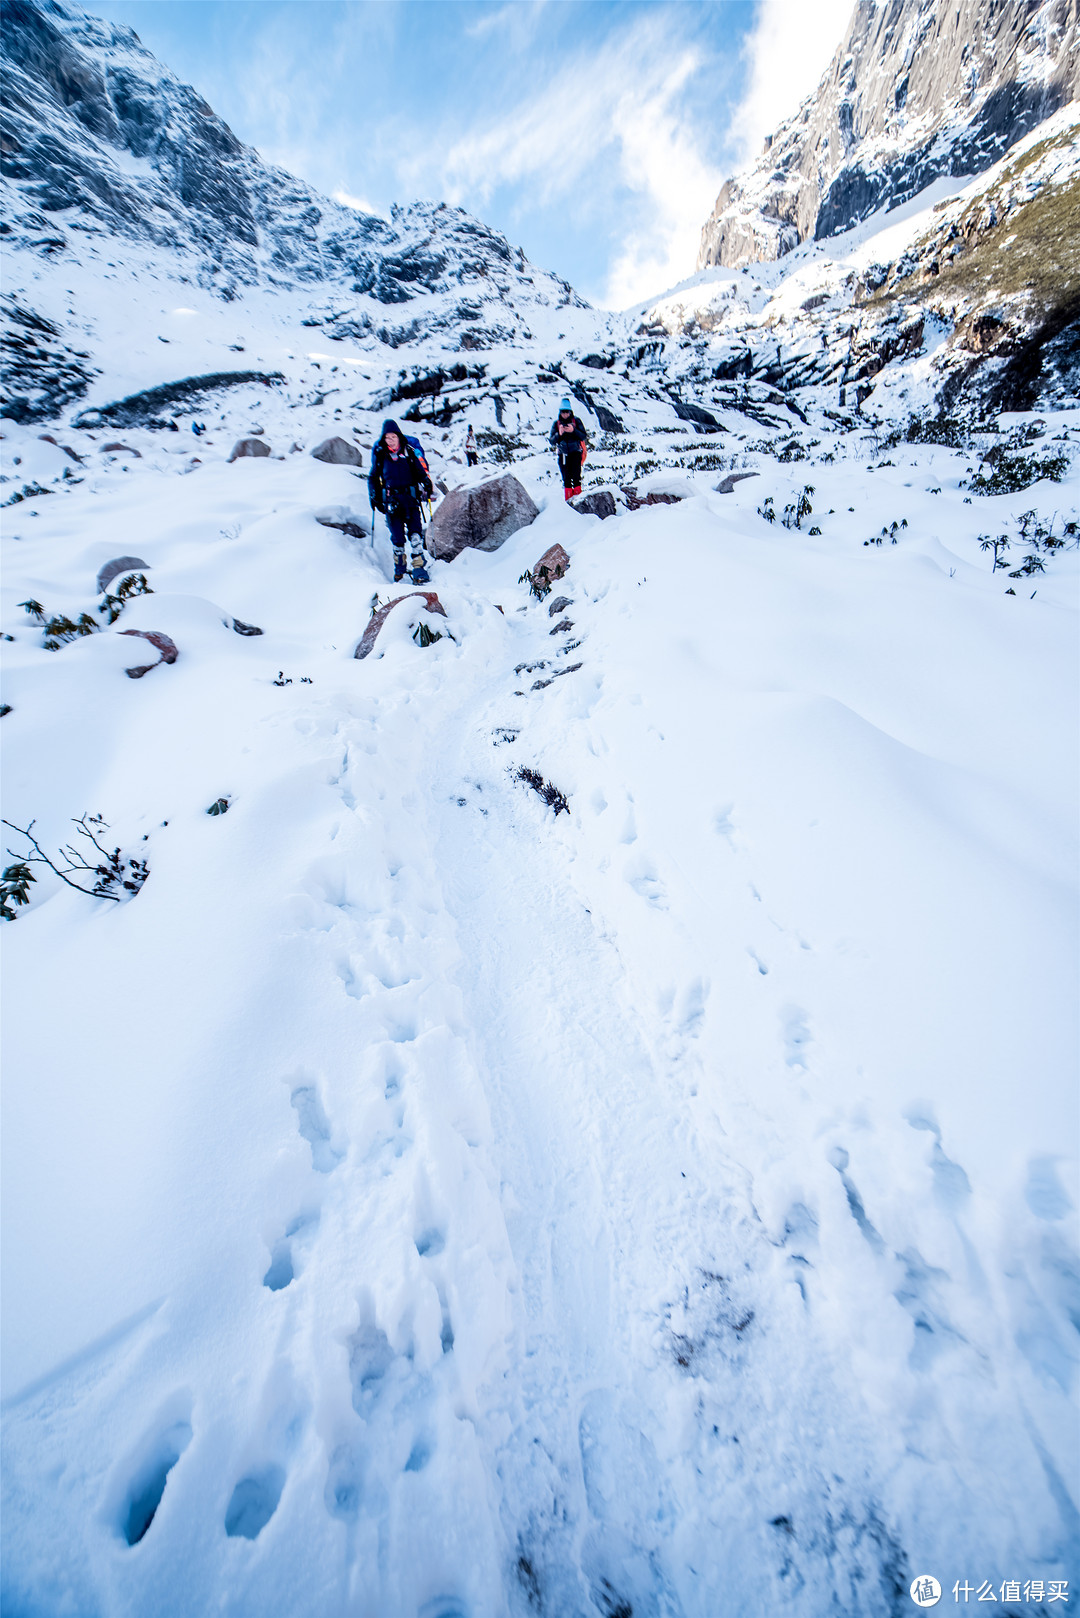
2 217 1079 1618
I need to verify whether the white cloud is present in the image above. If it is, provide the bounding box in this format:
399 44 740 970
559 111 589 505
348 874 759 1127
732 0 856 164
414 12 724 310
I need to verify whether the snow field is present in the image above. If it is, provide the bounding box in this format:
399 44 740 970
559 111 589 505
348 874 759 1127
2 409 1077 1616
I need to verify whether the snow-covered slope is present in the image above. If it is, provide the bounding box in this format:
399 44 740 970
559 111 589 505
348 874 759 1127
638 105 1080 420
2 384 1078 1616
698 0 1080 268
2 2 1079 1614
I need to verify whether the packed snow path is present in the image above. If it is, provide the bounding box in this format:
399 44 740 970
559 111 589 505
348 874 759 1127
2 439 1077 1616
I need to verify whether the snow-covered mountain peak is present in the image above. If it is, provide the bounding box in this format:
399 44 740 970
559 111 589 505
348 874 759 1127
1 0 588 328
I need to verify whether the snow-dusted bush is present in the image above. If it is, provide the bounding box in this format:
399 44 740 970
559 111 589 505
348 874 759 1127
1 815 149 910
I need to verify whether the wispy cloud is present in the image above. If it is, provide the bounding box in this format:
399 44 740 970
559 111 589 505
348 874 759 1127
409 9 726 308
730 0 855 164
463 0 550 43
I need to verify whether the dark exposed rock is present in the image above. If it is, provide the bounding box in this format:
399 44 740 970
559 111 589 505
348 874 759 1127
667 396 724 433
310 436 363 466
715 472 760 494
428 474 539 561
231 618 262 636
572 491 617 520
100 441 140 456
568 379 625 434
228 437 270 462
547 595 572 617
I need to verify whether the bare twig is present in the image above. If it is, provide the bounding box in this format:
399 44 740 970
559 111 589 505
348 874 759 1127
2 818 121 900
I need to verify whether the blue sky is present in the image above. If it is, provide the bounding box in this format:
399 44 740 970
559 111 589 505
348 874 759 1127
87 0 854 308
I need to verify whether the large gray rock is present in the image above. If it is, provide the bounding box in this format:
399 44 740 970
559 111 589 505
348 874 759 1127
428 474 539 561
311 436 364 466
228 437 270 462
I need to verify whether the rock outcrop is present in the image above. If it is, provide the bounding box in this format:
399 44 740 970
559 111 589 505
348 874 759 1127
699 0 1080 269
427 475 539 561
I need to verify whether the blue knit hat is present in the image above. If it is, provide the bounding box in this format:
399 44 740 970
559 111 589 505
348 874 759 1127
559 398 572 411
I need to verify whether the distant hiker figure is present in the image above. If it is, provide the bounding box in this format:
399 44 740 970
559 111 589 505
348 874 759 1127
369 418 434 584
550 400 588 500
465 425 478 467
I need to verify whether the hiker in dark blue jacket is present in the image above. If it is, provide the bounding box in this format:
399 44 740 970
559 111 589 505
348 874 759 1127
549 399 588 500
369 418 434 583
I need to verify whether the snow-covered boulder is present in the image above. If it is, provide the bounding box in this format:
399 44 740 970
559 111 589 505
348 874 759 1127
96 555 150 595
428 474 539 561
715 472 759 494
228 438 270 463
314 505 368 538
311 437 363 467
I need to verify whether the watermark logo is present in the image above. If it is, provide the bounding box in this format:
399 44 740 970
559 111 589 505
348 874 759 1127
911 1576 942 1608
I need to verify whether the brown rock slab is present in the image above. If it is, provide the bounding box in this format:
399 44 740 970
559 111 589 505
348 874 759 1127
119 629 178 679
311 436 363 467
101 442 141 457
428 474 539 561
354 592 447 660
533 542 570 587
228 438 271 462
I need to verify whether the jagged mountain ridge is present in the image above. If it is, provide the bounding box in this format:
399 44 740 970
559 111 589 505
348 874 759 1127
699 0 1080 269
0 0 587 411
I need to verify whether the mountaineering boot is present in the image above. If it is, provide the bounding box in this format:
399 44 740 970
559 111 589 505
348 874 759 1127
410 564 431 585
393 548 407 583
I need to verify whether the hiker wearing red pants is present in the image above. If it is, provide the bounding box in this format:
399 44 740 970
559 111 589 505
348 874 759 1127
549 399 589 500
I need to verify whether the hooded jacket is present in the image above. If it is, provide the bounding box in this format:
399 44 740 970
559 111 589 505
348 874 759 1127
368 419 433 511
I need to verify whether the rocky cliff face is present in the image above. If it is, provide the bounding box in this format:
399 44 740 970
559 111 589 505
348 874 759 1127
0 0 586 314
699 0 1080 268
